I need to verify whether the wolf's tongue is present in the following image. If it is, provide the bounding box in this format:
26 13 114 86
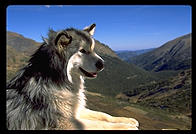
91 73 97 77
87 72 97 77
79 67 97 77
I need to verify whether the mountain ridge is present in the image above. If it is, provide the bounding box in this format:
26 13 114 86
129 33 192 72
115 48 155 61
7 31 41 55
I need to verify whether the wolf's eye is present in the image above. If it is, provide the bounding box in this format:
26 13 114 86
80 49 87 54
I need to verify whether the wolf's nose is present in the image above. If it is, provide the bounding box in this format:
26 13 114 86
95 59 104 71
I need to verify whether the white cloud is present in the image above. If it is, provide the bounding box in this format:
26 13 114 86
45 5 51 8
45 5 63 8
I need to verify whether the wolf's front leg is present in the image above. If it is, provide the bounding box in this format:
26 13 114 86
78 108 139 130
78 118 138 130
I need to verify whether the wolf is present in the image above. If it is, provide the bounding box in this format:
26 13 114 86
6 24 139 130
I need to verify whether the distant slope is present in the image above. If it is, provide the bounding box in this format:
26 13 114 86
7 31 40 55
7 31 41 80
6 31 158 96
130 34 192 72
116 69 192 114
115 48 155 61
6 45 28 80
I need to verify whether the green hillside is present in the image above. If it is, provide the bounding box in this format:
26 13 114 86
85 54 158 96
116 69 192 114
84 40 161 96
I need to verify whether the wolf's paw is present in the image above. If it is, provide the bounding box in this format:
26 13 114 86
110 117 139 127
127 118 139 127
106 122 139 130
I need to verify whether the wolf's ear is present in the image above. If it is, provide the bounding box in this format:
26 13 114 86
55 31 72 47
83 23 96 36
42 36 49 44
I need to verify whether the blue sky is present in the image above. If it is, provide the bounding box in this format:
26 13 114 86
7 5 192 50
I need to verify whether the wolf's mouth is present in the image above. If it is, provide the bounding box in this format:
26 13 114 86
79 67 97 78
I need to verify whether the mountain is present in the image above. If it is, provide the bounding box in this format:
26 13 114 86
6 31 41 80
115 48 155 61
116 69 192 114
6 31 158 96
7 31 41 55
129 34 192 72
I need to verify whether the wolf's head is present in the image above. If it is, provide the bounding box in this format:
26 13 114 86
40 24 104 83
